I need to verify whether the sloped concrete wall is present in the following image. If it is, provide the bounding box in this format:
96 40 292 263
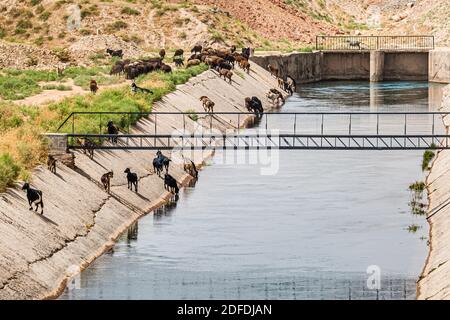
251 52 322 83
429 49 450 83
417 84 450 300
0 63 281 300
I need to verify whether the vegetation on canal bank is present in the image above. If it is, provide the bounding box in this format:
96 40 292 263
0 63 208 192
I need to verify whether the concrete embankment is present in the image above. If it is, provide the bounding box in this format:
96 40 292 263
418 84 450 299
253 49 450 84
429 48 450 84
0 64 280 299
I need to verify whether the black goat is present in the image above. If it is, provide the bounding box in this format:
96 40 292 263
174 57 184 67
22 183 44 215
161 64 172 73
173 49 184 57
106 48 123 58
124 168 138 192
131 82 153 94
191 45 202 54
164 173 179 194
245 96 264 116
77 138 95 159
156 151 171 172
107 120 119 144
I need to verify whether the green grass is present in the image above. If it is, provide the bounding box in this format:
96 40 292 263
186 109 199 122
0 66 124 100
0 62 209 192
422 145 436 171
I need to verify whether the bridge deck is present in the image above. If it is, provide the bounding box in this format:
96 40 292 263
57 111 448 151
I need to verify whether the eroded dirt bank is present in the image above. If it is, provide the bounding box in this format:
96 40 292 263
0 63 281 299
418 84 450 299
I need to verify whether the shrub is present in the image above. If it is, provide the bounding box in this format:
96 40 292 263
121 7 140 15
0 153 20 191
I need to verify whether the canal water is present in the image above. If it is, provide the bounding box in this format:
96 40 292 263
61 81 445 300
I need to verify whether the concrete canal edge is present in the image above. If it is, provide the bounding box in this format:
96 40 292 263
0 64 283 300
418 84 450 300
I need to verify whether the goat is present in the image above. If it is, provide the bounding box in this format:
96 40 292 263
245 96 264 116
218 68 233 84
131 82 153 94
124 168 138 192
107 120 119 144
266 88 285 106
164 173 179 195
159 49 166 59
90 80 98 94
153 157 164 176
153 150 171 175
239 60 250 73
173 49 184 57
199 96 215 113
22 183 44 215
161 64 172 73
217 61 232 71
174 57 185 67
224 55 235 67
186 59 200 68
77 137 95 159
191 45 202 54
284 76 296 95
267 64 279 77
101 171 113 194
184 160 198 179
277 77 285 89
188 53 202 61
346 40 363 50
106 48 123 58
47 155 57 174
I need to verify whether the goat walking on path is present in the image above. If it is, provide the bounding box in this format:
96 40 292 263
22 183 44 215
124 168 138 192
101 171 114 194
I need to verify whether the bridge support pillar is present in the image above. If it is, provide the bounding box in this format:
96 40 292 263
370 50 385 82
43 133 75 168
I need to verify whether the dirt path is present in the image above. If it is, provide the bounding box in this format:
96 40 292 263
13 80 129 106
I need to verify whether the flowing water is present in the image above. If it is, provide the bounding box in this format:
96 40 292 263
60 81 446 300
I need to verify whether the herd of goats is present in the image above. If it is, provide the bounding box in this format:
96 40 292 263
21 45 296 216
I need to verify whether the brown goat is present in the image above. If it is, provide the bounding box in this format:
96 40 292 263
186 59 201 68
90 80 98 94
199 96 215 113
240 60 250 73
159 49 166 59
101 171 114 194
47 155 57 174
267 64 279 77
218 68 233 84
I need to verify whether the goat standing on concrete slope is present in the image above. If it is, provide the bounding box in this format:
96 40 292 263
164 173 179 195
101 171 114 194
267 64 278 77
200 96 215 113
124 168 138 192
47 155 57 174
107 120 119 144
22 183 44 215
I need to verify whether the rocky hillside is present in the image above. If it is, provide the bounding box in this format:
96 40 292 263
325 0 450 46
0 0 333 55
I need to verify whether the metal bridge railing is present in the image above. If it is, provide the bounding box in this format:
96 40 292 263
56 111 448 137
315 35 435 51
66 133 450 150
